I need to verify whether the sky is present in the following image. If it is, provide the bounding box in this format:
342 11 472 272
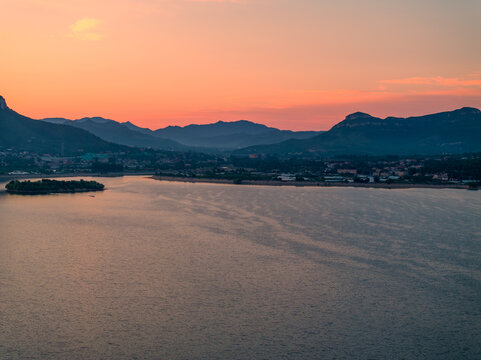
1 0 480 130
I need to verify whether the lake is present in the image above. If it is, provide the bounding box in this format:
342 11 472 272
0 176 480 359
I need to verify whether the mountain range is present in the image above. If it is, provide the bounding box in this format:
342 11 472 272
41 117 187 151
2 95 480 157
235 107 481 156
152 121 320 149
0 96 123 156
41 117 321 151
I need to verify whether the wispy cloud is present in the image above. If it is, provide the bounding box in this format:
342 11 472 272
379 75 481 88
187 0 248 2
69 17 103 41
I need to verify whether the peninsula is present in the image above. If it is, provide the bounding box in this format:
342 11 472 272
5 179 105 194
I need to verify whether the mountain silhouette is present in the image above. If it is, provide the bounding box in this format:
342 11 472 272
42 117 322 150
42 117 187 151
12 95 480 157
153 120 320 149
0 96 124 156
235 107 481 156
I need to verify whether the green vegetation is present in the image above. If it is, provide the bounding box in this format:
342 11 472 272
467 181 480 190
423 157 481 180
91 161 124 173
5 179 104 194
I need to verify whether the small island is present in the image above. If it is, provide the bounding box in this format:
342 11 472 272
5 179 105 195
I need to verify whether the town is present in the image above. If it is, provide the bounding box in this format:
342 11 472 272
1 147 480 187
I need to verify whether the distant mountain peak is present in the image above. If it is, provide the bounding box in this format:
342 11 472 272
214 119 253 125
332 112 379 129
0 96 8 110
454 107 481 114
344 112 374 121
77 117 111 124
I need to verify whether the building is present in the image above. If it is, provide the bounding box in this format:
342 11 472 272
278 173 296 181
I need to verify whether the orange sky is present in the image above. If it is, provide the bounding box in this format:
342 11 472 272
1 0 480 130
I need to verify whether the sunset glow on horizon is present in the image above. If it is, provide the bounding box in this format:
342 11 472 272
1 0 480 130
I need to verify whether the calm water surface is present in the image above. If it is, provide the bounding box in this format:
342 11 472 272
0 176 480 359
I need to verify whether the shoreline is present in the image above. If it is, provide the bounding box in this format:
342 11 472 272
0 173 475 190
151 175 473 190
0 171 155 182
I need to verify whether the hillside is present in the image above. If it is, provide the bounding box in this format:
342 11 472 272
235 107 481 156
0 97 124 156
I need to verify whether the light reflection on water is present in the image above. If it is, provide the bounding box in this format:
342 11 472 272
0 176 480 359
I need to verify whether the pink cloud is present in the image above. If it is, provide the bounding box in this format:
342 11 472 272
380 76 481 87
187 0 248 2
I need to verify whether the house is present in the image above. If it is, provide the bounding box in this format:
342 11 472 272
324 175 346 182
357 175 375 183
337 169 357 175
278 173 296 181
